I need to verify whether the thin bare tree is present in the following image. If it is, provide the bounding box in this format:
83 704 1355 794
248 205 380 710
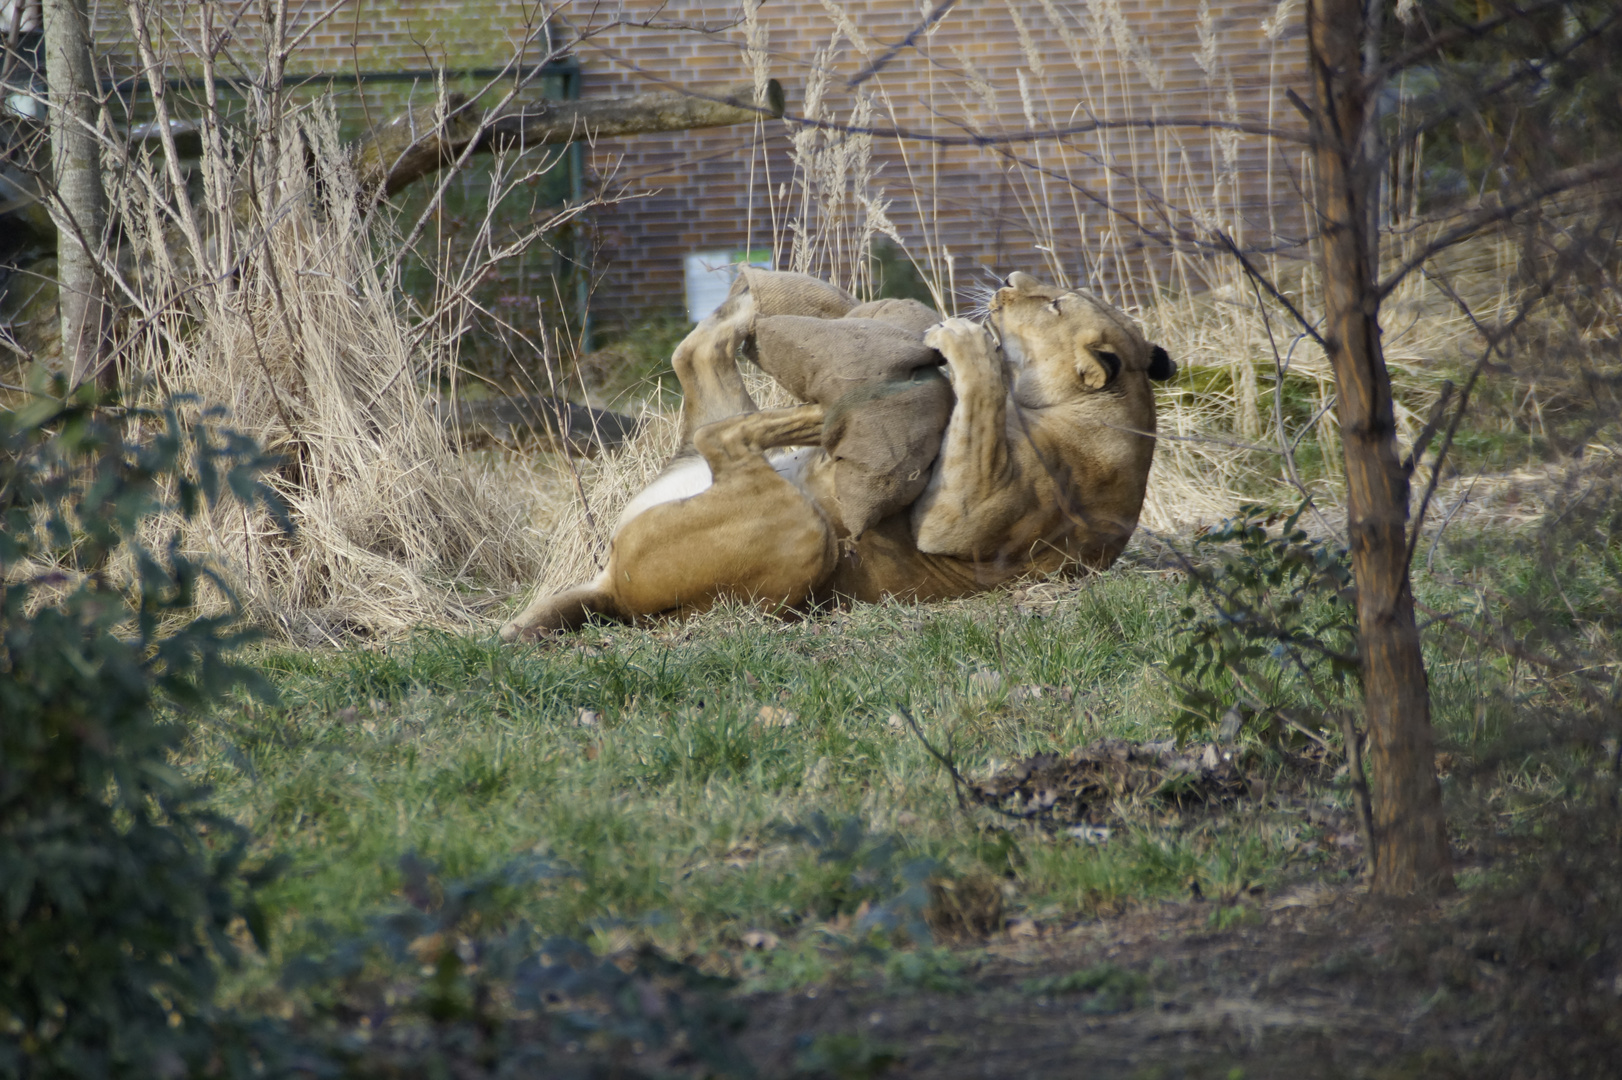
40 0 106 391
1305 0 1451 895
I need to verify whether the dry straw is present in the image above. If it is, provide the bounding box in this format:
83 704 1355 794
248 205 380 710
117 104 545 642
70 0 586 641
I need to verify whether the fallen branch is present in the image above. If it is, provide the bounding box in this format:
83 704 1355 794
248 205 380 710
354 79 786 200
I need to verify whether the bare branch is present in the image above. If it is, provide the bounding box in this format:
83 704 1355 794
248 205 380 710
785 111 1306 149
1378 153 1622 298
1375 0 1588 83
847 0 957 89
1215 231 1326 348
356 79 785 201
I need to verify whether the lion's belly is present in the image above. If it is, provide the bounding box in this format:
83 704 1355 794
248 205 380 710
611 449 818 538
816 514 1003 604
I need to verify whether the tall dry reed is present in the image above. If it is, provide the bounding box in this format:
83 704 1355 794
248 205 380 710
85 0 594 640
116 105 544 641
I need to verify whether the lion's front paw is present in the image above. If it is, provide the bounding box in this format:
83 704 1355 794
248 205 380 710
925 317 998 388
923 317 989 355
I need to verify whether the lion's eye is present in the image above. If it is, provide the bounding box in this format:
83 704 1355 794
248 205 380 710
1048 298 1063 313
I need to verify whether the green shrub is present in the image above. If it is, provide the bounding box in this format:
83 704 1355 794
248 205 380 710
280 852 752 1079
0 385 283 1078
1166 504 1358 745
771 812 939 943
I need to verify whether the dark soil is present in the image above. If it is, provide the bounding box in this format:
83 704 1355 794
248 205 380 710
301 870 1621 1080
736 887 1596 1079
727 740 1622 1079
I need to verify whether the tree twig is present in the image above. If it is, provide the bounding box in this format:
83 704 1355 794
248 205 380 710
896 706 970 815
847 0 958 89
1378 153 1622 299
1337 708 1377 880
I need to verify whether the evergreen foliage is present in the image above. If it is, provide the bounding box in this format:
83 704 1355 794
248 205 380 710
0 383 284 1078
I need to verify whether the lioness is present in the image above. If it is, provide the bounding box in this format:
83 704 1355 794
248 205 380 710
499 270 1175 640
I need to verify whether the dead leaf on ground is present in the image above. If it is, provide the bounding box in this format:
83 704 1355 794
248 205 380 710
969 668 1004 695
1010 683 1073 704
970 738 1252 830
757 705 797 728
1066 824 1113 844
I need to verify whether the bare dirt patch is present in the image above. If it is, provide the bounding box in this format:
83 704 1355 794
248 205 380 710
737 893 1492 1079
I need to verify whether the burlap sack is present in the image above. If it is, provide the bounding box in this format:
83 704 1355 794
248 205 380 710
843 297 940 337
735 267 859 318
748 313 951 537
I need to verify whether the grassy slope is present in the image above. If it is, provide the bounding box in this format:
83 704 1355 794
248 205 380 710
191 554 1509 1005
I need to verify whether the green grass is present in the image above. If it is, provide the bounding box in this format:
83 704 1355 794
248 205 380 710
179 481 1620 1022
187 570 1355 1001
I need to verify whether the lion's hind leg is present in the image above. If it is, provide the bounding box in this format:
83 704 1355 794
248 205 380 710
606 404 835 620
671 288 759 448
500 405 833 640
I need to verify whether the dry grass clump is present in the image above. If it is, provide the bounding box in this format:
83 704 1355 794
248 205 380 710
1132 258 1478 534
118 109 543 641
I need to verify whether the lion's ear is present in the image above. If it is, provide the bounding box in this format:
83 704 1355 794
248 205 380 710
1077 346 1119 390
1147 345 1177 381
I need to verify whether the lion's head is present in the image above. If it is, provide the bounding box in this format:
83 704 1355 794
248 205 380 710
989 271 1176 407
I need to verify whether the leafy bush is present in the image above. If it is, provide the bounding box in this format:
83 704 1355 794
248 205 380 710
0 386 283 1078
1166 504 1358 745
771 812 939 943
281 852 752 1079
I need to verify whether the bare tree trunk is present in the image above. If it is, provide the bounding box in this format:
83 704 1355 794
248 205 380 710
1307 0 1452 896
41 0 108 392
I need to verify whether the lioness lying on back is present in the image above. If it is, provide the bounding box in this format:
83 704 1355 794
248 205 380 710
499 270 1176 640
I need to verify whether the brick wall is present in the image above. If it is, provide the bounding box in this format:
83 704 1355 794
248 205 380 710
81 1 1307 323
90 1 557 76
567 0 1309 319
